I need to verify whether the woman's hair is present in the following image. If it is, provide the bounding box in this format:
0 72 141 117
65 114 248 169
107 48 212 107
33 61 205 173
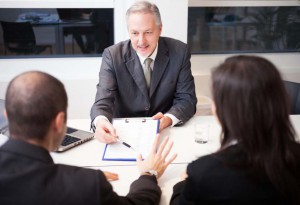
212 55 300 204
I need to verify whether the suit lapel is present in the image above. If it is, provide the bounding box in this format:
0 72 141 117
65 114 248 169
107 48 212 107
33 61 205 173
125 46 149 99
150 39 169 98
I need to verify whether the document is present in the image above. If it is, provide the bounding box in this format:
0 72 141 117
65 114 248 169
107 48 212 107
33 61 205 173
102 118 159 161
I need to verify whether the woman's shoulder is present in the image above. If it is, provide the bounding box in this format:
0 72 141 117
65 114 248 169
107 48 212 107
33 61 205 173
188 145 247 177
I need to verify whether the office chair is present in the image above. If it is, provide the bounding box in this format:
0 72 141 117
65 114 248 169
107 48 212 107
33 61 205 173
62 26 95 54
58 9 111 54
0 21 52 55
284 80 300 114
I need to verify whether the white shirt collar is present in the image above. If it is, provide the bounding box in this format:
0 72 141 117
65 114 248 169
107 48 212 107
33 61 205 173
137 43 158 70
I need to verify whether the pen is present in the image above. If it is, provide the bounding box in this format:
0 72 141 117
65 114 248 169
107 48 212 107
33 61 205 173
117 138 137 152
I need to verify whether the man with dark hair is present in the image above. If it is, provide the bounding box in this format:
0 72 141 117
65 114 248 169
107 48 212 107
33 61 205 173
0 71 176 205
5 71 68 142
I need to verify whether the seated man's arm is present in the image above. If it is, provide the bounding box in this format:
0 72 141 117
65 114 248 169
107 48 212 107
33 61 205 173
165 44 197 125
91 48 117 123
90 48 118 143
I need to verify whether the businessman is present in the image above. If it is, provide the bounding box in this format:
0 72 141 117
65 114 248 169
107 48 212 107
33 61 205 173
0 71 176 205
91 1 197 143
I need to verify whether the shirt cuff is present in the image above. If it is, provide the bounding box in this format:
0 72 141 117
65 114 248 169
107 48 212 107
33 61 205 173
164 113 180 127
93 115 110 127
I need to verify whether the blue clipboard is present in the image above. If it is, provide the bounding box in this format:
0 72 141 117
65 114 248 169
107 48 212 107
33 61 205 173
102 118 160 161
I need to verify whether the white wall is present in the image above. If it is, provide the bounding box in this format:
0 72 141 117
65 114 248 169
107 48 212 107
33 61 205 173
192 53 300 100
0 57 101 119
0 0 299 119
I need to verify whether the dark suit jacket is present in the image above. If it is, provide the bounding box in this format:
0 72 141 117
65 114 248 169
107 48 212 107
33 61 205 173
0 139 161 205
170 145 288 205
90 37 197 123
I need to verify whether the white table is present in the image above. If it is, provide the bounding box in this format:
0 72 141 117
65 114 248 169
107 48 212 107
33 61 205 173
50 116 223 205
51 115 300 167
51 115 300 205
1 115 299 205
51 116 222 167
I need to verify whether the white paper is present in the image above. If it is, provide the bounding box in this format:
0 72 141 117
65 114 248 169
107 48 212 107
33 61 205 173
102 118 159 161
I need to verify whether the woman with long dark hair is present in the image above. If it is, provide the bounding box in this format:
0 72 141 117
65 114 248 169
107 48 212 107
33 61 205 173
171 55 300 204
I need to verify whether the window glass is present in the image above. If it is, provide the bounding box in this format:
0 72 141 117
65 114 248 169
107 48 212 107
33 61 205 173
188 7 300 54
0 8 114 58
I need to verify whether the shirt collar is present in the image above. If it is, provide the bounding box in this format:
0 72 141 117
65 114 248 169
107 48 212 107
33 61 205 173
137 43 158 67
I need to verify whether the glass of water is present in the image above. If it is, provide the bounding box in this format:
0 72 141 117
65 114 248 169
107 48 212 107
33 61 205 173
194 124 209 144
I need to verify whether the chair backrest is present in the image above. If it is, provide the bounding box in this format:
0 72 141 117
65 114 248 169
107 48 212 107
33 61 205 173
284 80 300 114
0 21 36 52
57 9 83 21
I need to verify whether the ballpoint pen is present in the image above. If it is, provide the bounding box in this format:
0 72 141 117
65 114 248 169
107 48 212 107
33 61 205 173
117 137 137 152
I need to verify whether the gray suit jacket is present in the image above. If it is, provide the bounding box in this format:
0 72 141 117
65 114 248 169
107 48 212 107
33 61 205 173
91 37 197 123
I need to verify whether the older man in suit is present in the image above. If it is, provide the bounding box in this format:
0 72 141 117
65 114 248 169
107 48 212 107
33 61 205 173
91 1 197 143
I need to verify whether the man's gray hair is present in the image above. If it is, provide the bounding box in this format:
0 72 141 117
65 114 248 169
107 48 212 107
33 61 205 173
126 1 162 27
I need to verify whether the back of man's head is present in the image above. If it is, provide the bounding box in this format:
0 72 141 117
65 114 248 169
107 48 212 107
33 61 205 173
5 71 68 141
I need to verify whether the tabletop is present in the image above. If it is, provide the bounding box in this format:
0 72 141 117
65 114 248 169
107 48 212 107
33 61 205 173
52 115 300 205
50 115 223 205
1 115 299 205
50 115 223 167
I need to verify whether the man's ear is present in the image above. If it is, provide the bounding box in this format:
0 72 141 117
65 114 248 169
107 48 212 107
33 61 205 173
159 24 162 35
48 112 66 152
54 112 66 134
